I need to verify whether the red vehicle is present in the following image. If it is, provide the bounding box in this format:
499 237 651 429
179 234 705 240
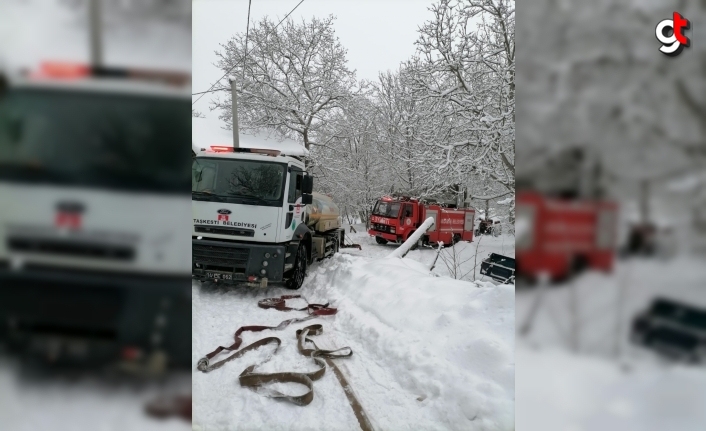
516 191 618 282
368 196 475 247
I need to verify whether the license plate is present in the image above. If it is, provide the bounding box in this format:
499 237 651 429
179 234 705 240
206 272 233 281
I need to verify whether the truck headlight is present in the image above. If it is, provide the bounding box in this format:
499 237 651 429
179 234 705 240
265 253 271 258
262 261 268 267
390 228 396 233
260 269 267 275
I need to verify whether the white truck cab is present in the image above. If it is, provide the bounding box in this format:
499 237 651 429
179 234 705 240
0 63 192 367
192 145 343 289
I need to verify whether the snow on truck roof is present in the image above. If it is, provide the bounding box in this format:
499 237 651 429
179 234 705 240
8 62 191 98
192 116 309 158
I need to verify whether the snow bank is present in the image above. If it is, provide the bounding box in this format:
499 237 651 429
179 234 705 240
305 254 515 430
192 251 514 431
516 347 706 431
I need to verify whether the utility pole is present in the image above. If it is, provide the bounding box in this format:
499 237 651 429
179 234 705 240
89 0 103 68
229 76 240 148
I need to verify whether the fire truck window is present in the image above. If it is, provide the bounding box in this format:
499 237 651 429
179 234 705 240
403 205 413 218
373 201 401 217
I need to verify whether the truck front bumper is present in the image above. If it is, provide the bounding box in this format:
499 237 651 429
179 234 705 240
192 238 287 286
0 265 191 368
368 229 397 242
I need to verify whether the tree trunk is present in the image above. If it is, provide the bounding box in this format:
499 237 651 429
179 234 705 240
639 180 650 225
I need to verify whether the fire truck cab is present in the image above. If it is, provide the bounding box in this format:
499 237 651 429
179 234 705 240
368 195 475 247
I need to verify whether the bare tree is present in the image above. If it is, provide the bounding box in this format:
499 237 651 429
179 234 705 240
414 0 516 201
212 15 357 151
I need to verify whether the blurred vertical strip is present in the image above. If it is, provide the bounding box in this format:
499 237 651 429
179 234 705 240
516 0 706 430
0 0 191 429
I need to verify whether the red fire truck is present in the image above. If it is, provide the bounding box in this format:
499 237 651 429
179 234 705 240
368 196 475 247
516 191 618 282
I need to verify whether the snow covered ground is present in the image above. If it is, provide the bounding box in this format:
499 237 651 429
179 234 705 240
516 346 706 431
515 255 706 431
193 229 515 430
345 224 515 283
0 361 191 431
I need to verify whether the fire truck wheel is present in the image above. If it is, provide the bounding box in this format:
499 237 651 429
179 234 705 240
285 244 308 290
375 236 388 245
569 255 588 278
453 234 462 244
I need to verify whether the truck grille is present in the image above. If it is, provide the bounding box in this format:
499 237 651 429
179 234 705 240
7 237 135 261
195 226 255 237
192 243 249 269
372 223 393 233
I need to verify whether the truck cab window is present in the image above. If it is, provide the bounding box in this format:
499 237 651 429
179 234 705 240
288 170 303 203
403 204 413 218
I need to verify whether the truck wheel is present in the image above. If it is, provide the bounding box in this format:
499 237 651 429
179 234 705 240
568 256 588 279
453 234 462 244
285 245 307 290
375 236 388 245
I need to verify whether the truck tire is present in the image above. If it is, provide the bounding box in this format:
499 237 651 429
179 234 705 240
375 236 388 245
453 233 462 244
285 244 307 290
568 255 588 280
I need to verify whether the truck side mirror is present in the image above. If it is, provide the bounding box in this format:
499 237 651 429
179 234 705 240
302 175 314 194
302 193 313 205
0 74 7 100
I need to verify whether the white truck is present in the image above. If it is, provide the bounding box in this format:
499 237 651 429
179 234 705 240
0 62 192 368
191 144 346 289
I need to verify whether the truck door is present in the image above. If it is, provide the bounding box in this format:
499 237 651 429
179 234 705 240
286 168 304 232
402 204 414 236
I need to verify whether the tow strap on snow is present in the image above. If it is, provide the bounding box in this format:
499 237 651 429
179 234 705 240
196 321 374 431
237 324 354 407
296 325 375 431
196 315 316 372
258 295 338 316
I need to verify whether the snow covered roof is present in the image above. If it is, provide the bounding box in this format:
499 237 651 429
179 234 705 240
192 116 309 157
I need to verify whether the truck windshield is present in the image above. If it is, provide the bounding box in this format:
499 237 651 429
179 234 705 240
372 200 401 218
0 87 190 193
192 157 286 206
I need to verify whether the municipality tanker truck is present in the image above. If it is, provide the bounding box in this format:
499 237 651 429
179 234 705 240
191 77 351 289
191 144 346 289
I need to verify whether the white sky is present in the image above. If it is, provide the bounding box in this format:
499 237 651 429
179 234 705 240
0 0 190 71
192 0 435 114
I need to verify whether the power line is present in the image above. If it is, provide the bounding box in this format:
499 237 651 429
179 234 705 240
192 0 306 105
243 0 252 82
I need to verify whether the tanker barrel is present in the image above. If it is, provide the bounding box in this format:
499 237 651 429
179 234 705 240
306 192 342 232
